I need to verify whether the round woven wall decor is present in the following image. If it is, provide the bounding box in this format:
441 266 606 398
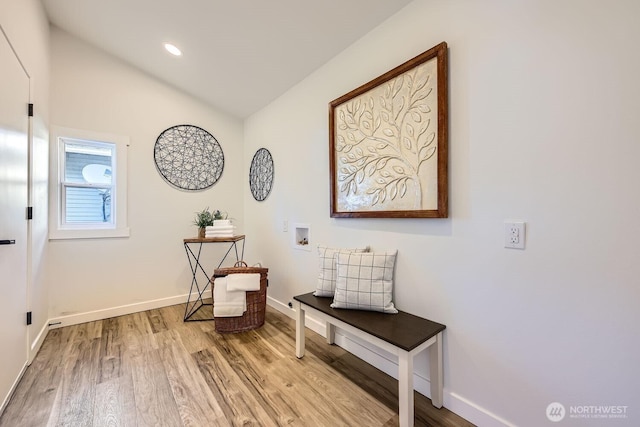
249 148 274 201
154 124 224 190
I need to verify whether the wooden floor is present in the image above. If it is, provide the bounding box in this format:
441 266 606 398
0 303 474 427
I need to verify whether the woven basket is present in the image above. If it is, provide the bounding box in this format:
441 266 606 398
212 262 268 333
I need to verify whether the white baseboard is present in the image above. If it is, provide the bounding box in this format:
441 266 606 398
266 296 513 427
266 295 293 315
0 362 27 417
28 321 50 363
267 296 326 334
446 392 517 427
267 295 326 336
2 324 50 416
47 293 197 329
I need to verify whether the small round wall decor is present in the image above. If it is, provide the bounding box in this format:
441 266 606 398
249 148 274 201
154 124 224 191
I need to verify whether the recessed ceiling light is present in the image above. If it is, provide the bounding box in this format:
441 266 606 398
164 43 182 56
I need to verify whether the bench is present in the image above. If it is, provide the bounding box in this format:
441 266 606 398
293 292 446 427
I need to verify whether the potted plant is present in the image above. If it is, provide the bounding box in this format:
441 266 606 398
193 208 214 238
193 208 228 237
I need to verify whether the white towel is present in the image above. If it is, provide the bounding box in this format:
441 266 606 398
205 225 236 238
205 228 235 235
205 232 235 238
205 225 235 231
226 273 261 291
213 277 246 317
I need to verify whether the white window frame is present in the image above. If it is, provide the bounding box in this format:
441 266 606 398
49 126 130 239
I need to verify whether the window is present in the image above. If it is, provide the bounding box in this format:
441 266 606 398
62 140 113 225
50 126 129 239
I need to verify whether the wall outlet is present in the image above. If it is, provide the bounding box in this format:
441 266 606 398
504 221 526 249
282 220 288 232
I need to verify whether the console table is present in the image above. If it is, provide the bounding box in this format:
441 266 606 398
183 235 245 321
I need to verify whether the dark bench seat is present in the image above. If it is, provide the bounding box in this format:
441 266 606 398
293 292 446 427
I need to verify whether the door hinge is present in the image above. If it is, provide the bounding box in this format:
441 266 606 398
27 312 32 325
27 206 33 220
28 103 34 117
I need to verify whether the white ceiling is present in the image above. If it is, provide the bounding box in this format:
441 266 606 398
41 0 413 119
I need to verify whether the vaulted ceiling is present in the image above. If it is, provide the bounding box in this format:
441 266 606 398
41 0 413 119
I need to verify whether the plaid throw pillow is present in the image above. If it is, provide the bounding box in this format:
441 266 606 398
331 251 398 313
314 246 368 297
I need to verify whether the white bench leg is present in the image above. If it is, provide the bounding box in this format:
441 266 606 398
398 351 414 427
429 331 443 408
295 300 305 358
326 322 335 344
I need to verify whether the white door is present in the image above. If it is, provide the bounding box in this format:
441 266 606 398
0 29 29 409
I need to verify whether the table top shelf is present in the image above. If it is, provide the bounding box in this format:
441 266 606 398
184 235 245 243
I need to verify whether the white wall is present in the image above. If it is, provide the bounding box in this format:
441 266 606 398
0 0 51 359
48 28 244 320
244 1 640 425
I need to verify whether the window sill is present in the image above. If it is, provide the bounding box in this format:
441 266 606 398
49 227 130 240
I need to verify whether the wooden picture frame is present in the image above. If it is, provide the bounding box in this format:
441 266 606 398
329 42 448 218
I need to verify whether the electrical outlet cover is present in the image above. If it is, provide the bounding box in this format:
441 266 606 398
504 221 526 249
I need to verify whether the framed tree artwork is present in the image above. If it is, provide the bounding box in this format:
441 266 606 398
329 42 448 218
